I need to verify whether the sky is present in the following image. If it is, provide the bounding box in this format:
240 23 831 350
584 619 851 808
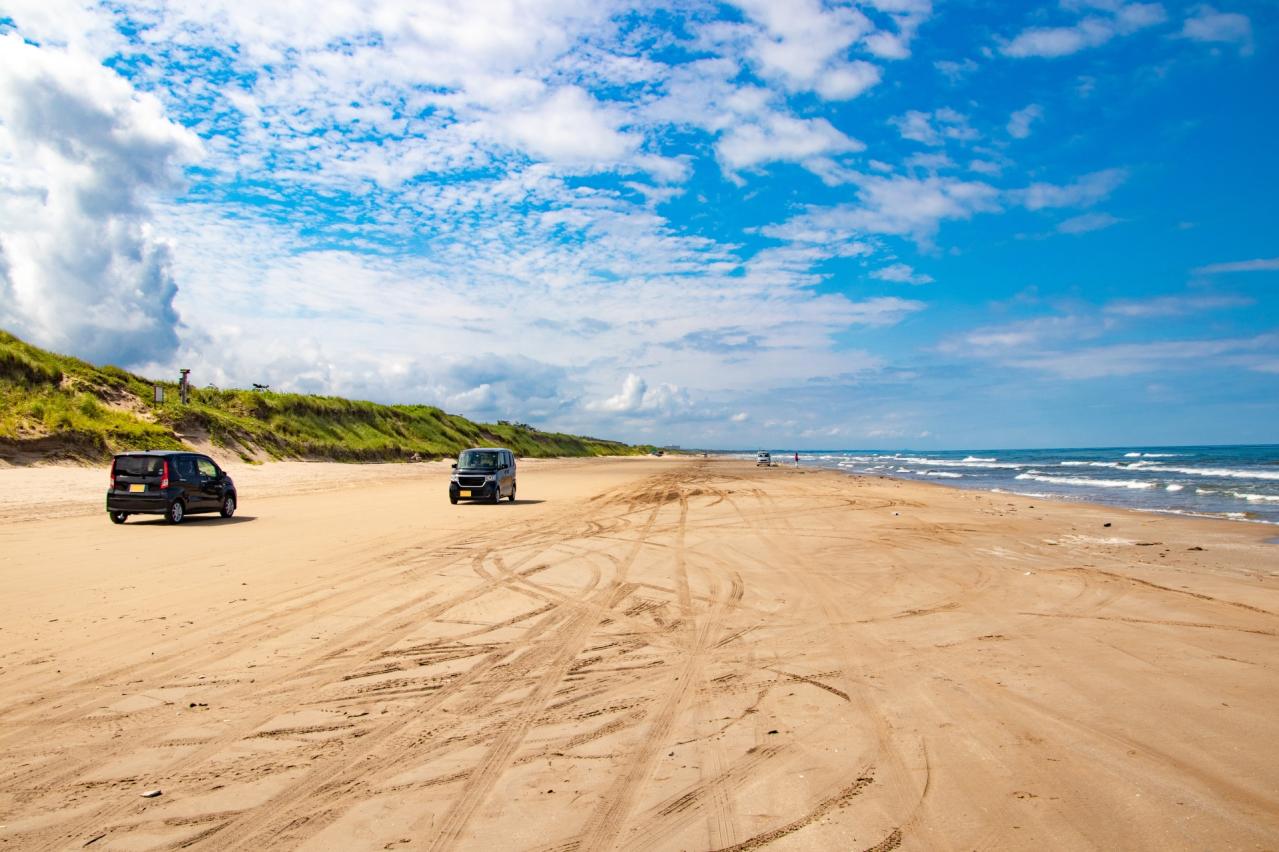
0 1 1276 450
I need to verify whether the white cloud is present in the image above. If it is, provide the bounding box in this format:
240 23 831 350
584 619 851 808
871 263 933 284
1192 257 1279 275
1103 294 1251 317
588 373 693 417
0 33 202 364
1007 104 1044 139
890 108 978 146
941 296 1275 380
1000 2 1167 58
493 86 638 165
1016 168 1127 210
764 172 1000 243
1180 6 1253 55
815 61 883 100
716 114 864 175
1057 211 1122 234
725 0 919 99
934 58 977 83
1015 336 1277 379
731 411 749 422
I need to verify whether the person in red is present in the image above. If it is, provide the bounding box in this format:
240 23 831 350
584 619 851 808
793 451 799 467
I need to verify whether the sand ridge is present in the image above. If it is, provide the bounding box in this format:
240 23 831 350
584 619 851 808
0 457 1276 850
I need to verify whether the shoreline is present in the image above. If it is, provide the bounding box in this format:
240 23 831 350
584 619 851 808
10 452 1273 537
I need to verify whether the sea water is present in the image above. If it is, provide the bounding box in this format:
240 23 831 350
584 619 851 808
753 445 1279 525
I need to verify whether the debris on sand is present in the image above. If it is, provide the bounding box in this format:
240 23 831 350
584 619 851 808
139 789 162 798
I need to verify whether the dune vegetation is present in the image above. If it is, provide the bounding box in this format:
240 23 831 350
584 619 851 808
0 330 650 463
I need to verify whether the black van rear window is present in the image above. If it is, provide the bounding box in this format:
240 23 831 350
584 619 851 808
114 456 164 476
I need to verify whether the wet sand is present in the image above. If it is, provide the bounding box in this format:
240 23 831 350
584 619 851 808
1 457 1276 850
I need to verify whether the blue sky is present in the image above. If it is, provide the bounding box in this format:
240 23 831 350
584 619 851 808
0 1 1275 449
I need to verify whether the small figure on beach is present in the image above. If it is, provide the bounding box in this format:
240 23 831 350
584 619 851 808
794 451 799 467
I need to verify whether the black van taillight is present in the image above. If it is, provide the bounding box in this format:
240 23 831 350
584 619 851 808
160 460 170 489
110 464 116 490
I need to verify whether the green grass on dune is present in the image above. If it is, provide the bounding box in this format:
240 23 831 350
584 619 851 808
0 330 650 463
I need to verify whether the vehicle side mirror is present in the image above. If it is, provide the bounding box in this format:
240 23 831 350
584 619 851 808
451 463 458 469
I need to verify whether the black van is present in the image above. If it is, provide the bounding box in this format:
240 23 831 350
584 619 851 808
449 447 516 504
106 451 237 524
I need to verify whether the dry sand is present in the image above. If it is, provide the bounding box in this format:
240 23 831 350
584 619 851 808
1 456 1276 851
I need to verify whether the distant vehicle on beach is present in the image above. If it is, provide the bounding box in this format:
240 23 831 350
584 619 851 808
756 451 771 466
450 447 516 504
105 450 237 525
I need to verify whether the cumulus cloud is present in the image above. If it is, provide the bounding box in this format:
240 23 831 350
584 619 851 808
871 263 933 284
0 34 201 364
1000 2 1167 58
1179 6 1253 55
1007 104 1044 139
716 114 864 175
588 373 693 417
493 86 639 165
726 0 913 99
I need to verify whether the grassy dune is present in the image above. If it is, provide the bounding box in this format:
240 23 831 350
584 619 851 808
0 330 649 463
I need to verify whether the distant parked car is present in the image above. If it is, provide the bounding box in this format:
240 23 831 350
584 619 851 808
450 447 516 504
106 450 237 524
756 451 771 466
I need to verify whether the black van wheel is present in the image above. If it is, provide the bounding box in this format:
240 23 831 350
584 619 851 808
166 500 185 525
449 493 458 505
110 511 128 524
508 482 516 502
490 486 502 505
220 494 236 518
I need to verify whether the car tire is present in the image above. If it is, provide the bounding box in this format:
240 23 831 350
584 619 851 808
220 494 236 518
449 493 458 505
109 511 128 524
508 482 516 502
166 500 185 525
490 485 501 505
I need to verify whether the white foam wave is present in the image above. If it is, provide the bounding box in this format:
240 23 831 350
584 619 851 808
1233 492 1279 503
1060 461 1120 468
990 488 1060 499
898 456 1025 470
963 456 997 462
1141 465 1279 481
1015 473 1155 490
923 471 962 478
1124 452 1182 458
1165 484 1184 492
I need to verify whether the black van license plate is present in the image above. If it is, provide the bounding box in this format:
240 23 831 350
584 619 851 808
129 484 146 493
459 490 471 497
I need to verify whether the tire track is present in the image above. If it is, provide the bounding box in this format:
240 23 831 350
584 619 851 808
421 504 661 852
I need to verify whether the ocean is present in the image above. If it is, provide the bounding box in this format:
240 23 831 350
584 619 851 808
752 445 1279 526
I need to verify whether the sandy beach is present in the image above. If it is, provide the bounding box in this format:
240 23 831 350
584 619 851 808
1 456 1276 850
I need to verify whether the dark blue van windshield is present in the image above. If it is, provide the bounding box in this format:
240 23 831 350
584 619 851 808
459 450 502 469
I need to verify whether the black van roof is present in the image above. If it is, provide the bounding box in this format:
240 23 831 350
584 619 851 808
113 450 189 457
